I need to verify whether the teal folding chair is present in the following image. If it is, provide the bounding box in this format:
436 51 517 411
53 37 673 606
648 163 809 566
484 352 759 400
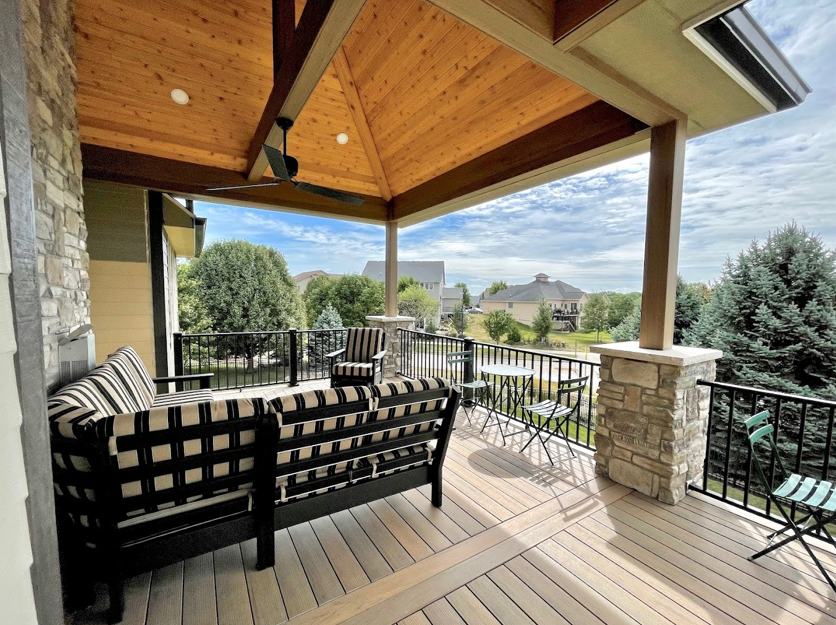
521 376 587 465
445 351 487 425
744 411 836 592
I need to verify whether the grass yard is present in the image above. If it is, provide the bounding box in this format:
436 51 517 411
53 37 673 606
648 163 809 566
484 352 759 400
463 316 611 352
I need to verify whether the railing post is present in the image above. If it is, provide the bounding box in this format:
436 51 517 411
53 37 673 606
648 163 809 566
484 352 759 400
289 328 299 386
173 332 184 391
463 337 475 403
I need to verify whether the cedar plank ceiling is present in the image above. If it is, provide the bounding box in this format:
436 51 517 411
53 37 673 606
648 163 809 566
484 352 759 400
75 0 598 199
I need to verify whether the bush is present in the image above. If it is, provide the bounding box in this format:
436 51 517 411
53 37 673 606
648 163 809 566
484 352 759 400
506 326 522 343
425 321 438 334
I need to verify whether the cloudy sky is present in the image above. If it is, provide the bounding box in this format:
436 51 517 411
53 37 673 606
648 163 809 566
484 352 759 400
197 0 835 294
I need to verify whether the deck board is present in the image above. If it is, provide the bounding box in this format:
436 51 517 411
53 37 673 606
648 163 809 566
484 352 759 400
70 379 836 625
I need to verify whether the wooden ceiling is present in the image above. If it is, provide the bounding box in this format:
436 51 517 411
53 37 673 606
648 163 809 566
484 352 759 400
75 0 604 203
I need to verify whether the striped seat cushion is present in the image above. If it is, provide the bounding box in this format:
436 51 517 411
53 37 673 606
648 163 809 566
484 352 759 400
344 327 385 362
332 362 373 377
152 388 214 407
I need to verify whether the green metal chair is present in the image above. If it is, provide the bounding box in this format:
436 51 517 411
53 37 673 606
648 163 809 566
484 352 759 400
744 410 836 592
445 350 487 425
521 376 587 465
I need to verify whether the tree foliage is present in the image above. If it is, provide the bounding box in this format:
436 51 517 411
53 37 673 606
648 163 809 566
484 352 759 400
607 292 640 328
308 304 344 369
398 285 439 324
451 302 469 337
398 275 419 293
609 278 707 343
686 223 836 483
531 298 554 343
488 280 508 295
304 274 384 327
454 282 471 307
177 262 212 334
581 294 610 341
483 310 515 343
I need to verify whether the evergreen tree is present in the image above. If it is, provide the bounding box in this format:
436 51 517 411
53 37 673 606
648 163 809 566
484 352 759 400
581 294 610 341
531 298 554 343
608 278 706 343
488 280 508 295
454 282 471 307
611 303 641 342
308 304 344 370
687 223 836 481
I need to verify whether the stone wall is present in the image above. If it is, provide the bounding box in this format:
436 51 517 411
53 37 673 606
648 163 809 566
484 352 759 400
21 0 89 391
591 343 720 504
365 315 415 378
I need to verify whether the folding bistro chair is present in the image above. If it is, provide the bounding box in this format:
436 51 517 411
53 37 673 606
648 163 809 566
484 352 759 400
744 411 836 592
445 350 487 425
521 376 587 465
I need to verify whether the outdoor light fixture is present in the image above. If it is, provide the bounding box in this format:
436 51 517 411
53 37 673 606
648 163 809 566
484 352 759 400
336 133 349 145
170 88 189 105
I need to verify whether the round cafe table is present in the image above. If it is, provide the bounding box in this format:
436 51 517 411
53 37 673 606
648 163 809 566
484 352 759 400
479 364 535 445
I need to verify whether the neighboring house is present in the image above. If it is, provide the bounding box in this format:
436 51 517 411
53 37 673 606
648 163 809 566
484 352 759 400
294 269 343 293
362 260 461 324
481 273 589 329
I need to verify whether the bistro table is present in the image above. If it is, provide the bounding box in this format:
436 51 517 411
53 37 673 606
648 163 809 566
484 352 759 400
479 363 535 445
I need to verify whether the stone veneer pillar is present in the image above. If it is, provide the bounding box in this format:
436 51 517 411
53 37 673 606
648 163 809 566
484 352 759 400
365 316 415 379
590 342 722 504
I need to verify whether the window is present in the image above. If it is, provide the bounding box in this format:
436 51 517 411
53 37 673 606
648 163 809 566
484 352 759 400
507 302 514 309
571 303 577 312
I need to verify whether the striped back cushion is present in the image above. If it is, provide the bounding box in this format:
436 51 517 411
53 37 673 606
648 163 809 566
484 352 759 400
345 327 385 362
48 346 154 416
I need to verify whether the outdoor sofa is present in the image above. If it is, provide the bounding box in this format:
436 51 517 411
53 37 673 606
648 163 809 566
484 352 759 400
48 346 459 622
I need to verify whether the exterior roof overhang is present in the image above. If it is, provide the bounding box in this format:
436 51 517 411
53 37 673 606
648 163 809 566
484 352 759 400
76 0 807 226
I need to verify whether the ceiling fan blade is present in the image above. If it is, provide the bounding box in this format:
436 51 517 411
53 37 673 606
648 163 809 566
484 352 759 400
206 181 282 191
262 144 291 181
295 181 364 205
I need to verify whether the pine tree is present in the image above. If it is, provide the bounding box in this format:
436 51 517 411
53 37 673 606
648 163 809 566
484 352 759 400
308 304 344 370
686 223 836 481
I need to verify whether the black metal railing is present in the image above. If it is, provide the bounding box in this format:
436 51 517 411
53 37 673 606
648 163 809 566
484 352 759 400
398 328 599 450
693 379 836 531
174 329 347 390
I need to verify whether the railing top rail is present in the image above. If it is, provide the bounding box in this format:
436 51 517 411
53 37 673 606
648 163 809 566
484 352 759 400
180 330 294 338
697 378 836 409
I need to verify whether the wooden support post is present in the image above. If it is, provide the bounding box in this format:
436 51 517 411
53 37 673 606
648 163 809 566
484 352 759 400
639 119 686 350
385 222 398 317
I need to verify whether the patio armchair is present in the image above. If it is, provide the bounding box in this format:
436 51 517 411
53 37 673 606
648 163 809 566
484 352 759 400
521 375 588 465
744 411 836 592
327 327 386 387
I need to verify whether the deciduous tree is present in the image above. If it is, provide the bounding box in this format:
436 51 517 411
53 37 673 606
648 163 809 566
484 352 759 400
304 274 385 327
398 285 439 325
488 280 508 295
581 294 610 341
531 299 554 343
483 310 515 343
454 282 471 307
451 302 469 337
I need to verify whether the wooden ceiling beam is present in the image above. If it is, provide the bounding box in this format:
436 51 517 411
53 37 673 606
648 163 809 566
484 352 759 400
82 144 389 224
273 0 296 79
332 47 392 201
428 0 682 127
390 101 644 221
246 0 367 182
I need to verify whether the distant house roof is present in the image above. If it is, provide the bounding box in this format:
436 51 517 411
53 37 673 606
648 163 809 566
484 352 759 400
362 261 445 284
442 286 463 299
484 275 587 303
293 269 342 283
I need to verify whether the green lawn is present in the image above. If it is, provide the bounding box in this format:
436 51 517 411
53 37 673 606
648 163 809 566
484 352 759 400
463 316 611 352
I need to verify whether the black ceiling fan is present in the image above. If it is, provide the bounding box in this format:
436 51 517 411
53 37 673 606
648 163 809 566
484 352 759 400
207 117 364 205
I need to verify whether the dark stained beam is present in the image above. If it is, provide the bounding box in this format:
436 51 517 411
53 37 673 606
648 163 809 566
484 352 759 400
81 144 389 223
390 101 645 221
247 0 366 181
554 0 646 50
273 0 296 79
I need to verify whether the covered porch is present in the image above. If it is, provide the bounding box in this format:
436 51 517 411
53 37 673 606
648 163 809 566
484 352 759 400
68 379 836 625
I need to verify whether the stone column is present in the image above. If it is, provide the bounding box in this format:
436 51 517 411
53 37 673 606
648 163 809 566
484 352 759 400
365 315 415 379
590 342 721 504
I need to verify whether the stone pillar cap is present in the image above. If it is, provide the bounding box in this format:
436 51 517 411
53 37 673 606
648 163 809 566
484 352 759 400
365 315 415 322
590 341 722 366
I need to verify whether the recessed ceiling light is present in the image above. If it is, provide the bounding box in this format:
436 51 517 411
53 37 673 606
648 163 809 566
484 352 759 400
336 133 349 145
170 88 189 105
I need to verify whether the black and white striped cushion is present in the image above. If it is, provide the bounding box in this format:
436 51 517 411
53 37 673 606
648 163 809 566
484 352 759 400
344 327 385 362
332 362 373 376
151 388 214 407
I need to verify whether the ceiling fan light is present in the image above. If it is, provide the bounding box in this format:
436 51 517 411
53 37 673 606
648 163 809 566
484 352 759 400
170 88 189 105
336 132 349 145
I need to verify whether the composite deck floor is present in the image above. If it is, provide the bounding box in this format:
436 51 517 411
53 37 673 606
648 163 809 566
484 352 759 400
71 380 836 625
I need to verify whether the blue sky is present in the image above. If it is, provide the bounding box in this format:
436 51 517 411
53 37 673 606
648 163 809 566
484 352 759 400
197 0 835 294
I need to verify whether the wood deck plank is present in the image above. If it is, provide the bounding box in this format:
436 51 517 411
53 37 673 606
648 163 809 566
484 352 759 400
442 470 515 521
444 453 539 511
331 509 395 582
398 612 432 625
467 576 536 625
419 482 500 529
485 566 570 625
122 573 153 625
351 503 416 571
385 493 454 552
273 528 318 619
446 443 550 502
310 516 371 593
289 523 345 605
214 544 254 625
182 553 217 625
422 598 467 625
444 586 502 625
368 499 435 561
240 539 287 625
401 488 473 543
146 562 183 625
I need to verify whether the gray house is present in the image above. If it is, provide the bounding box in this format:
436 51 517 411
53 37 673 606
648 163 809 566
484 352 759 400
482 273 590 329
362 260 461 324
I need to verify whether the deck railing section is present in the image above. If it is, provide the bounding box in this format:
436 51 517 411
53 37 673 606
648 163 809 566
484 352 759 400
173 329 347 390
693 379 835 533
398 328 599 450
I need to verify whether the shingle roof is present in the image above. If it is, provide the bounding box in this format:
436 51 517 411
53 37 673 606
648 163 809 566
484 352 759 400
293 270 342 282
362 261 445 284
484 278 586 302
442 286 463 299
